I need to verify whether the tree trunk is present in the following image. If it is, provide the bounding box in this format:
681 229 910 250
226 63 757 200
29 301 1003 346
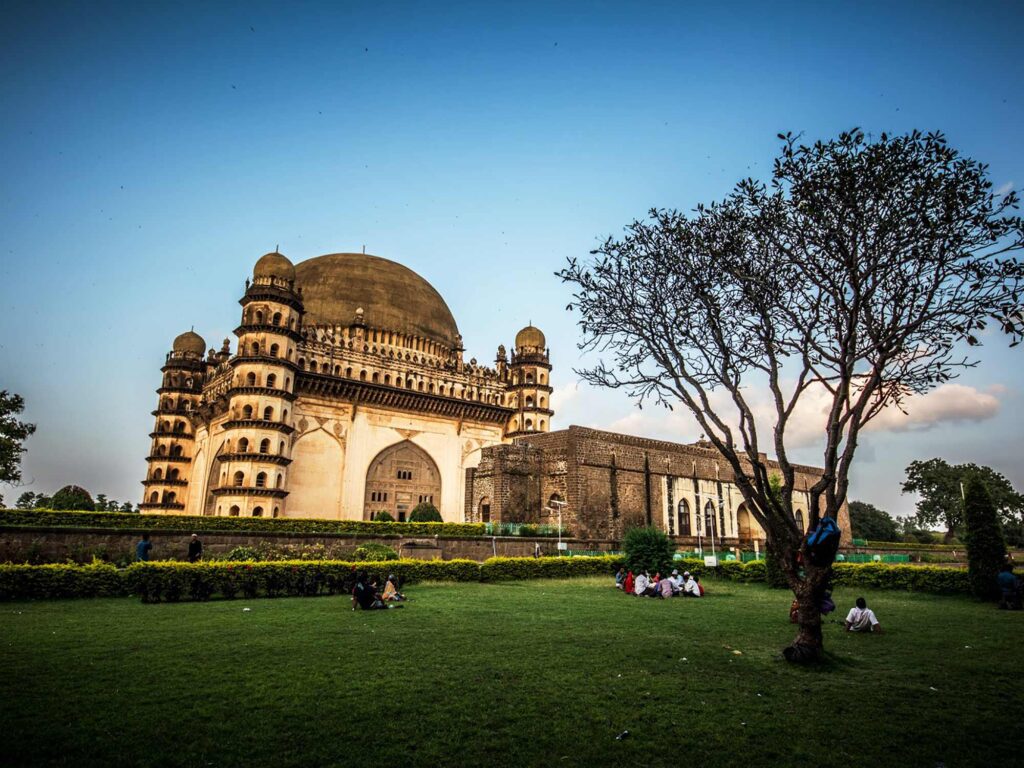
783 555 829 663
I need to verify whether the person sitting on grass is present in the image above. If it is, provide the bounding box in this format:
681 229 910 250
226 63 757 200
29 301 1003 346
845 597 881 632
682 572 701 598
624 570 635 595
352 571 403 611
630 573 655 602
658 575 675 599
614 566 626 590
669 569 684 595
997 563 1021 610
382 574 406 602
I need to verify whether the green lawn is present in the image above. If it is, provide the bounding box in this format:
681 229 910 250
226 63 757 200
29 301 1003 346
1 578 1021 767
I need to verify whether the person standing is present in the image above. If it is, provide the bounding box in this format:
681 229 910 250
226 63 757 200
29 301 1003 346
136 533 153 562
187 534 203 563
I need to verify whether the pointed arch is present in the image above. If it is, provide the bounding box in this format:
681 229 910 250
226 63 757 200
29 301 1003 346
363 440 442 521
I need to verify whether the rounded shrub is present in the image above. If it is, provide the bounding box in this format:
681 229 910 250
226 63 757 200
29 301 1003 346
353 543 399 561
50 485 95 511
408 503 442 523
373 510 395 522
622 526 674 575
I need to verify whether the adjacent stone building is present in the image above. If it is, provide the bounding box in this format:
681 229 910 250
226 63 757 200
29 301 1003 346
467 426 852 546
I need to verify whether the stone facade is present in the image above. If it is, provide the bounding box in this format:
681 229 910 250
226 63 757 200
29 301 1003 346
466 426 852 546
141 251 553 522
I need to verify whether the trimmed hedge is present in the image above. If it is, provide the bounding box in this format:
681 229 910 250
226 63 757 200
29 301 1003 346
0 509 486 538
0 556 971 602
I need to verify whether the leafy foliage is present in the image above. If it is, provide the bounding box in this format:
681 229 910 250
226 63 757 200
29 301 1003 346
50 485 94 511
903 458 1024 539
962 478 1007 601
408 502 442 523
0 391 36 486
352 543 399 561
372 510 395 522
848 501 899 542
622 526 674 575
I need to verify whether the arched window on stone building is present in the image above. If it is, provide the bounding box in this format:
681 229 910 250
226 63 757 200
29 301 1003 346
794 509 805 533
267 374 276 388
238 437 249 453
149 491 159 503
272 312 282 326
153 468 163 481
253 506 263 517
677 499 691 535
263 406 274 421
229 505 240 517
243 405 254 419
247 372 257 386
255 472 267 488
259 439 270 454
233 471 244 487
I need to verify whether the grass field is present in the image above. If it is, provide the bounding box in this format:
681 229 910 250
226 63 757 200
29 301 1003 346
2 577 1021 767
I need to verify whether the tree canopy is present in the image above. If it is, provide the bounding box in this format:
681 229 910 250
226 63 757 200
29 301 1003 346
50 485 95 511
902 458 1024 540
0 391 36 487
559 128 1024 658
962 478 1007 601
848 501 899 542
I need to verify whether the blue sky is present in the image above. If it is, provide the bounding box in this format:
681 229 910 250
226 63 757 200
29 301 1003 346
1 0 1022 517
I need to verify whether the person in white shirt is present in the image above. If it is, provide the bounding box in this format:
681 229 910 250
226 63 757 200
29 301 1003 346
682 572 701 597
845 597 881 632
634 571 650 596
669 569 684 594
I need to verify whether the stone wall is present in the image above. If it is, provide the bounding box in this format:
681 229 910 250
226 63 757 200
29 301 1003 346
0 526 619 565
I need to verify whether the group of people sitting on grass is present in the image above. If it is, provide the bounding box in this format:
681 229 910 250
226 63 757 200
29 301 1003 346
351 572 407 610
615 567 703 598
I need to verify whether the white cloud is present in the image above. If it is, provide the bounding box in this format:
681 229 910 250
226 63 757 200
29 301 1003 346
599 381 1003 451
995 180 1015 196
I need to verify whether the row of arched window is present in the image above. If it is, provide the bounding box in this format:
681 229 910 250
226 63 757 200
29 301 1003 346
153 444 185 457
239 372 291 390
522 395 548 409
238 404 289 422
221 504 279 518
295 359 504 403
245 307 296 329
159 398 193 412
151 468 181 481
228 437 287 455
246 341 295 360
223 470 285 489
509 417 546 432
148 491 179 504
157 420 188 434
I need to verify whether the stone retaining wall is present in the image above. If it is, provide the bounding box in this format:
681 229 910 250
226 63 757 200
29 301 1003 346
0 526 619 565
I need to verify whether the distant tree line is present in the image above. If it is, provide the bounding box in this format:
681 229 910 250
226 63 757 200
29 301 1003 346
14 487 137 513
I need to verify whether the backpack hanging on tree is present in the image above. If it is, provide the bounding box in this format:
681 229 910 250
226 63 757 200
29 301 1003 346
805 516 841 567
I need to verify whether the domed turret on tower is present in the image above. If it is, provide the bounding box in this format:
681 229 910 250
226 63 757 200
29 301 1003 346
515 325 546 353
254 251 296 282
173 330 206 358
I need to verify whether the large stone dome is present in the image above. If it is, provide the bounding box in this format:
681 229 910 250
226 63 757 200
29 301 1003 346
515 324 546 351
254 251 295 281
294 253 460 348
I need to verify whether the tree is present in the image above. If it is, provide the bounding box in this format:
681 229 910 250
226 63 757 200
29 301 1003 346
903 458 1024 541
120 502 136 514
963 478 1007 600
559 129 1024 660
33 494 52 509
0 391 36 487
15 491 37 509
623 526 674 575
408 502 442 523
848 501 899 542
50 485 94 511
94 494 108 512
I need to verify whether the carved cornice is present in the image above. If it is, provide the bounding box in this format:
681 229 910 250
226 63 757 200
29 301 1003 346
139 502 186 510
231 355 299 372
233 323 303 342
217 453 292 466
296 371 515 424
141 479 189 487
221 419 296 434
149 431 194 440
226 386 297 402
239 286 304 313
506 383 555 393
210 486 289 498
146 455 192 464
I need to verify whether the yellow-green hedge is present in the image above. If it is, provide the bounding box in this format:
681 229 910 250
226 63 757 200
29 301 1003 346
0 509 486 538
0 556 971 602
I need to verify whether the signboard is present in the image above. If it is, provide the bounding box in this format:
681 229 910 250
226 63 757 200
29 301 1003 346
703 556 718 567
557 542 568 550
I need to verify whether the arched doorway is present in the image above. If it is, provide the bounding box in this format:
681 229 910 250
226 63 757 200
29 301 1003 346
364 441 441 521
478 496 491 523
794 509 805 533
736 502 754 541
704 500 717 540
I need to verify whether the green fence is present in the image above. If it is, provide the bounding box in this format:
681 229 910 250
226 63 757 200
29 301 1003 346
836 553 911 564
